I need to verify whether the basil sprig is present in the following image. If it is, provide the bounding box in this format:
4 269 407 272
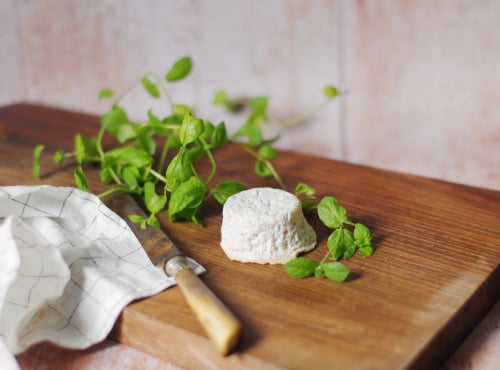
33 56 342 229
32 55 376 284
285 187 375 282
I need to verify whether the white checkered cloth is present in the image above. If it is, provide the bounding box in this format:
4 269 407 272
0 186 203 370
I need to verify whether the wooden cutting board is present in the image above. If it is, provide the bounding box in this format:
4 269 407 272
1 103 498 370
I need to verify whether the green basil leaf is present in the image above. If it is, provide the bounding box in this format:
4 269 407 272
119 147 153 168
322 261 350 282
314 264 324 277
284 257 319 279
200 120 215 140
129 214 147 229
121 166 140 192
258 144 277 159
121 148 153 168
136 131 156 156
147 214 161 228
98 88 114 99
359 244 375 257
213 90 244 112
187 145 205 163
323 85 340 99
342 228 356 259
179 113 203 145
212 181 245 204
147 109 162 125
210 121 227 148
174 104 192 116
166 135 182 150
128 214 145 224
32 144 45 179
101 105 128 129
213 90 228 106
104 147 153 169
233 111 265 146
147 195 167 216
354 223 372 247
166 148 192 190
317 196 348 229
246 123 264 146
113 122 137 143
295 182 317 211
255 159 273 178
141 76 160 98
100 105 136 143
143 181 156 205
147 111 170 136
53 149 64 164
99 167 113 183
295 182 316 197
144 182 167 214
74 135 86 164
165 56 192 82
74 166 89 192
168 176 208 224
327 228 345 260
300 199 316 212
74 134 99 164
249 96 268 116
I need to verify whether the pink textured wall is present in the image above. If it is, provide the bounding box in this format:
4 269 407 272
343 1 500 189
1 0 499 190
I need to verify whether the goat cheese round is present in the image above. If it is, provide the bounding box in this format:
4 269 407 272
220 187 317 264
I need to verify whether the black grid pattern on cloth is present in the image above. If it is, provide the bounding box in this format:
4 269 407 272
0 186 171 351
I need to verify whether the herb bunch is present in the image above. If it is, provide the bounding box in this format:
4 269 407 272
33 56 340 229
286 185 375 282
32 56 375 283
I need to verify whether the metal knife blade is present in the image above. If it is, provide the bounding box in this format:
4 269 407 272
107 192 183 267
106 192 242 356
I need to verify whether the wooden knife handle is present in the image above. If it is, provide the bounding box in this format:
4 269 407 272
174 267 242 355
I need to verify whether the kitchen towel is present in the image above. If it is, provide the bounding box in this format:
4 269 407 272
0 185 204 369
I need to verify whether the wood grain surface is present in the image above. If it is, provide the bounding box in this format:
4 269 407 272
1 104 499 369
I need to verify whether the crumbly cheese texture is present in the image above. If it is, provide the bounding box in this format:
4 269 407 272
220 187 317 264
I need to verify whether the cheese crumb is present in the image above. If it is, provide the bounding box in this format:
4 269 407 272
220 187 317 264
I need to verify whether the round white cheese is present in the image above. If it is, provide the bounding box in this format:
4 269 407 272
220 187 317 264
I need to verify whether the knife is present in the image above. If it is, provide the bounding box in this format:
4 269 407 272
107 192 242 356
